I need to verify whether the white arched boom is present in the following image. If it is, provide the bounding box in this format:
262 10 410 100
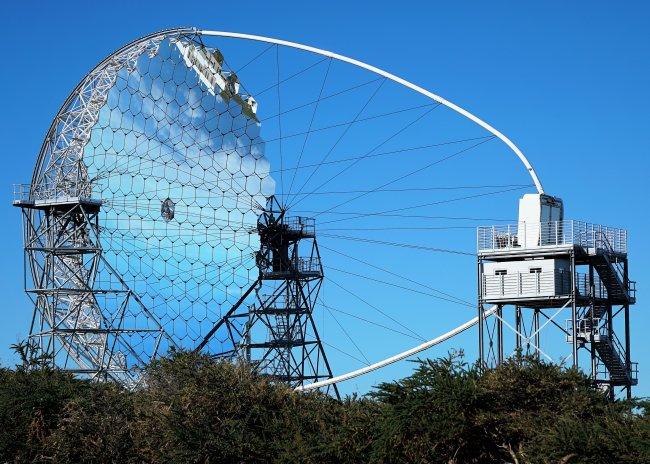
295 306 497 391
199 30 544 194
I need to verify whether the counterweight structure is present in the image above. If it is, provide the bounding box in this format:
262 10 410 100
477 194 637 399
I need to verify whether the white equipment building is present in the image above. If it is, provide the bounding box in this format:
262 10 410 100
477 194 637 399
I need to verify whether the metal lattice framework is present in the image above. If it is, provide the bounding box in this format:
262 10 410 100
14 27 635 397
477 222 637 399
16 29 277 382
12 28 548 388
197 196 337 395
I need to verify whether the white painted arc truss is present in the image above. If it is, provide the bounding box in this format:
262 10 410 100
36 39 164 195
198 30 545 194
32 28 193 188
34 38 162 365
296 305 499 391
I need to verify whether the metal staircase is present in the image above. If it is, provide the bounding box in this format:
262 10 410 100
572 315 637 387
585 231 637 388
593 328 638 386
592 232 636 304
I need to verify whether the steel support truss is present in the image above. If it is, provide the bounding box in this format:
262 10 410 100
198 197 338 397
13 30 188 385
15 197 170 386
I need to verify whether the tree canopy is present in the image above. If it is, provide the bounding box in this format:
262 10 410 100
1 348 648 463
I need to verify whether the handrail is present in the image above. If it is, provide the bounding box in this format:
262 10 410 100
594 231 626 283
477 220 628 254
13 182 95 203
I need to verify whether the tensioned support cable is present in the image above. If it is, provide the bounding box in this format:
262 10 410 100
199 30 545 194
296 305 499 391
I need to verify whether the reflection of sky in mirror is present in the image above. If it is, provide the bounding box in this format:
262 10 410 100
83 38 275 351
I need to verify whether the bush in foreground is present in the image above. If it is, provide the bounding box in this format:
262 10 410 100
0 350 647 463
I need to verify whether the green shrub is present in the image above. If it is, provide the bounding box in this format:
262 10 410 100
0 367 89 463
0 349 647 464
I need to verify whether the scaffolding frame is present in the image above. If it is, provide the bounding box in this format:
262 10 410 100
14 187 169 385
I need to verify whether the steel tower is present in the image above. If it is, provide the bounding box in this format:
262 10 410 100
13 183 168 384
198 197 338 396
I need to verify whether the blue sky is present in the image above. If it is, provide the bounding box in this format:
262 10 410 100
0 1 648 396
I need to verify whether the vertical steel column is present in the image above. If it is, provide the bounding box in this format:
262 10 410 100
477 257 485 366
570 249 578 367
606 303 615 400
515 305 522 352
497 305 504 364
589 263 597 383
624 259 632 400
533 309 540 358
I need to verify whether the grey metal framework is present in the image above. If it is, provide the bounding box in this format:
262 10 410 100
13 184 169 384
10 30 186 383
477 221 637 399
197 197 338 396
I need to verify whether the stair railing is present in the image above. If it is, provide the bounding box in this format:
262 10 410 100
594 230 630 298
610 331 636 382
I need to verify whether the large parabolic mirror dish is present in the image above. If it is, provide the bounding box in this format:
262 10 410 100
17 28 543 391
